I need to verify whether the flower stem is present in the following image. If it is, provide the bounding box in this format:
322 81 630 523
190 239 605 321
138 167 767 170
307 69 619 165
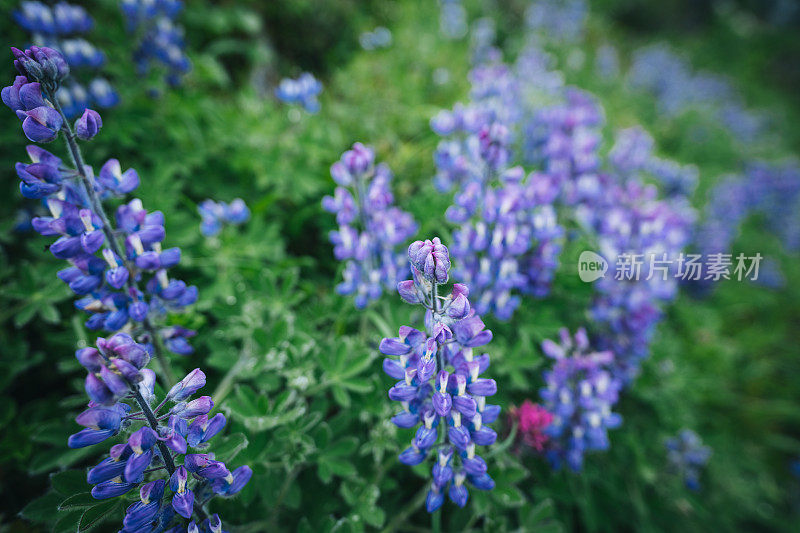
432 509 441 533
131 386 175 475
51 96 175 387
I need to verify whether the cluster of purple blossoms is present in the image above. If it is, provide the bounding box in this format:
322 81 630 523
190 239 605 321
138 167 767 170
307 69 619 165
322 142 417 308
5 46 250 531
13 1 118 117
121 0 191 88
275 72 323 114
197 198 250 238
524 0 588 42
539 328 622 471
359 26 392 50
691 161 799 292
4 46 197 362
627 44 766 143
381 238 499 512
439 0 468 40
585 177 694 382
665 429 711 491
431 57 565 319
570 126 695 382
69 335 252 530
522 88 605 207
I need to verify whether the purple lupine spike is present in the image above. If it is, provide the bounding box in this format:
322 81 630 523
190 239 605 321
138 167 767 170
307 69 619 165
323 143 418 308
381 237 499 512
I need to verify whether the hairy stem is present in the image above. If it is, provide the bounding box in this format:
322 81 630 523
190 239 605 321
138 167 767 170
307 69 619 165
51 96 175 387
131 386 175 474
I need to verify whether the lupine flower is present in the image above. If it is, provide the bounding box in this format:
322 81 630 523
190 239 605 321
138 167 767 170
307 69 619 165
5 50 197 358
439 0 468 39
322 143 417 308
382 238 499 512
70 341 251 528
524 0 588 42
121 0 191 88
275 72 323 113
13 2 117 117
539 328 622 471
665 429 711 491
197 199 250 237
359 27 392 50
432 54 565 318
509 400 552 451
75 108 101 140
584 178 694 382
628 43 766 143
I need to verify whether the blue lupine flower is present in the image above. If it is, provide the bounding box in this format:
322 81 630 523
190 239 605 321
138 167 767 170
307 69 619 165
13 3 116 117
440 0 468 39
5 57 197 355
432 52 565 319
665 429 711 490
539 328 622 471
323 143 418 308
382 238 499 512
275 72 323 113
121 0 192 88
198 199 250 237
628 43 766 143
359 26 392 50
524 0 588 42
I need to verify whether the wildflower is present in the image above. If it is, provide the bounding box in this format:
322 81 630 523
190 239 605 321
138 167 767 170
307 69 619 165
323 143 417 308
198 199 250 237
75 108 102 140
509 400 552 451
275 72 323 113
121 0 191 88
539 328 622 471
665 430 711 490
12 3 117 116
382 238 499 512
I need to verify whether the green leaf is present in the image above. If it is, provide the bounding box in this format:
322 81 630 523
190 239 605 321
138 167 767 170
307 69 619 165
212 432 249 462
51 470 90 496
58 492 97 511
20 491 61 523
492 485 526 508
79 500 119 531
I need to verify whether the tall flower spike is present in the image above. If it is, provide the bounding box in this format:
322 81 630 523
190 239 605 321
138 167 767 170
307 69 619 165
382 237 499 513
323 143 418 308
5 46 250 529
4 53 199 364
539 328 622 471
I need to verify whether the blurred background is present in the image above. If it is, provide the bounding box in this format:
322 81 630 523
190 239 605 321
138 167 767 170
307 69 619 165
1 0 799 531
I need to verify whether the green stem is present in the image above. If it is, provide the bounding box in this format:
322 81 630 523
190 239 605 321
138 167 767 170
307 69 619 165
131 386 175 475
432 509 442 533
51 96 175 387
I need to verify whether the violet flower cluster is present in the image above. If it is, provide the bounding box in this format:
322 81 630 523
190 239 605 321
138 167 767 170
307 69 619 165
198 198 250 238
121 0 191 88
524 0 588 42
69 335 252 529
5 46 250 530
628 44 766 143
691 161 800 292
322 142 417 308
431 57 565 319
381 238 499 512
665 429 711 491
275 72 322 114
13 1 118 117
4 46 197 368
539 328 622 471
